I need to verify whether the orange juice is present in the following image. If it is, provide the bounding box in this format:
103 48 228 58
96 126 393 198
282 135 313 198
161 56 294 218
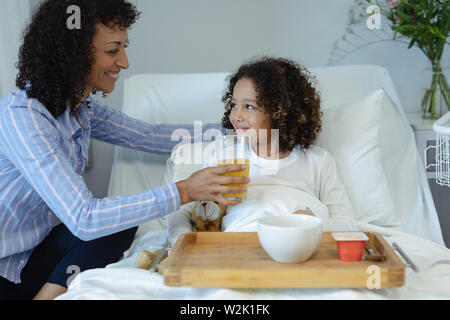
217 159 250 199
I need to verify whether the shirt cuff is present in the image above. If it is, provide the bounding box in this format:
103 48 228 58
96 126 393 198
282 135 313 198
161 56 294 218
152 183 181 217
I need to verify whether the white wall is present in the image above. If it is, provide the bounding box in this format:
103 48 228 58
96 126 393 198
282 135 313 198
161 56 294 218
10 0 450 197
0 1 30 97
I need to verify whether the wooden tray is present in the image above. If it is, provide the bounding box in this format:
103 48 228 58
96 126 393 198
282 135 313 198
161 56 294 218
163 232 405 288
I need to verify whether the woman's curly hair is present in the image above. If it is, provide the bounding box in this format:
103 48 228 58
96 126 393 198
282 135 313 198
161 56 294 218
16 0 141 118
221 57 322 152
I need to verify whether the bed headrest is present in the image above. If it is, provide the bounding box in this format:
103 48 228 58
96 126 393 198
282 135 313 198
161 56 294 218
120 65 402 123
121 72 230 124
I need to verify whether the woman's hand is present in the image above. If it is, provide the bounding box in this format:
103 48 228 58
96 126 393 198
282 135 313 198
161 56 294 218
175 164 250 206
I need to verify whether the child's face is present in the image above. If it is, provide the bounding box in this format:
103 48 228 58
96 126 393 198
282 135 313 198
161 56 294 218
230 77 271 145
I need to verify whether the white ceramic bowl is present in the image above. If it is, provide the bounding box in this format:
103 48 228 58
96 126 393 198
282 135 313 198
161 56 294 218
257 215 323 263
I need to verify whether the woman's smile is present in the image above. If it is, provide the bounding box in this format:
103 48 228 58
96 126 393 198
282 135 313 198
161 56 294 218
104 71 119 82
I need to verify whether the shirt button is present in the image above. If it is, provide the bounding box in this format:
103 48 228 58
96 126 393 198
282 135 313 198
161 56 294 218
20 260 25 265
48 211 52 217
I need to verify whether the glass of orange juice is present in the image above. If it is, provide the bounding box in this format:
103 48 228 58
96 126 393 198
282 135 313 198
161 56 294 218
215 135 251 200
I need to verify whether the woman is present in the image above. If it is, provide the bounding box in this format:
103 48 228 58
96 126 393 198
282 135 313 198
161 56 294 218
0 0 248 300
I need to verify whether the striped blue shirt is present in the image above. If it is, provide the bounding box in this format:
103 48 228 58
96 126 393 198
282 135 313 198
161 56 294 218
0 89 219 284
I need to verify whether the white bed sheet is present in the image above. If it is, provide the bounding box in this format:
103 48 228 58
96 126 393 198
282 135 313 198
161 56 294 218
56 222 450 300
58 187 450 300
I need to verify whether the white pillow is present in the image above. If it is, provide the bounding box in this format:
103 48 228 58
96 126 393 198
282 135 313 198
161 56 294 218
315 89 399 227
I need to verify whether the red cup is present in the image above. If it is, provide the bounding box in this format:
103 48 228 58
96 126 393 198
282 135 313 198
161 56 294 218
336 240 366 262
332 232 369 262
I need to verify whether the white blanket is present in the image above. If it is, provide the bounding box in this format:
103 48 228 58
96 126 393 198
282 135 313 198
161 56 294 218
166 182 356 246
221 184 357 233
56 202 450 300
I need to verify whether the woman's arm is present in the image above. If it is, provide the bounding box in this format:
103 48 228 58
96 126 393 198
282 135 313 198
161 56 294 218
0 104 180 241
87 98 221 154
0 103 247 241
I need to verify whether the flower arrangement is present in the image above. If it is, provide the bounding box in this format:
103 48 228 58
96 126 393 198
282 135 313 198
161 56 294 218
367 0 450 118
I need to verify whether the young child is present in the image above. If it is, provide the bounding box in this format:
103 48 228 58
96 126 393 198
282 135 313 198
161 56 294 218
165 57 356 244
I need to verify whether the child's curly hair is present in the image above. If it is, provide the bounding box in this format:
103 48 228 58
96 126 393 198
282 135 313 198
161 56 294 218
221 57 322 152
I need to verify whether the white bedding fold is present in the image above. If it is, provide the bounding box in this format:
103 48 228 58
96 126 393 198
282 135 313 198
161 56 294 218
166 182 359 246
222 184 357 232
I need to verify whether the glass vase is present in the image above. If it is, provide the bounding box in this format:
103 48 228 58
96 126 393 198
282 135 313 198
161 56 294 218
421 59 450 119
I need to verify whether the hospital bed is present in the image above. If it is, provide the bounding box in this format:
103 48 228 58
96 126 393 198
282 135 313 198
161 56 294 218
57 65 450 300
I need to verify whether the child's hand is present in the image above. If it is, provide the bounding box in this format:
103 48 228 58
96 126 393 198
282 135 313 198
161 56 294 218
293 209 313 216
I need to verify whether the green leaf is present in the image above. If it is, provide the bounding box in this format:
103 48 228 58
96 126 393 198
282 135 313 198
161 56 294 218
408 38 417 48
425 25 445 39
396 7 413 23
394 24 419 36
